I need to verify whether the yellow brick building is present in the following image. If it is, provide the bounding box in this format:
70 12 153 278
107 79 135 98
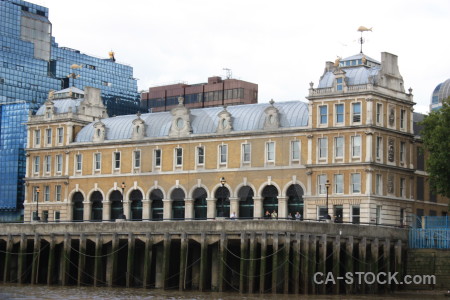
23 52 448 225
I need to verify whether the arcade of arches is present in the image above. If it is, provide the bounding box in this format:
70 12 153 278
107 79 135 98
69 183 304 221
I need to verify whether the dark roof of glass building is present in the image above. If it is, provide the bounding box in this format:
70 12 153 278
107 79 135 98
430 78 450 111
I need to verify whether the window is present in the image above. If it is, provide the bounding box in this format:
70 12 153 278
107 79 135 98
291 140 300 161
54 185 61 202
375 174 382 195
334 136 344 158
34 129 40 146
57 127 63 144
34 156 40 174
266 142 275 162
44 186 50 202
319 105 328 124
400 178 406 197
134 150 141 168
400 142 406 163
318 206 328 220
376 103 383 124
334 174 343 194
242 144 251 163
219 145 228 164
318 138 327 159
351 173 361 193
351 135 361 157
400 109 406 129
352 206 360 224
376 136 382 159
197 146 205 165
55 154 62 173
45 155 51 173
175 148 183 166
154 149 161 167
45 128 52 145
335 104 344 124
318 174 327 195
352 102 361 123
336 77 343 91
114 152 121 169
76 154 82 171
54 211 60 222
376 205 382 225
94 153 101 170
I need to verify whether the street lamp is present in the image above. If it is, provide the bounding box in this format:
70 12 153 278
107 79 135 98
220 177 226 218
325 180 331 220
34 187 40 221
120 182 126 220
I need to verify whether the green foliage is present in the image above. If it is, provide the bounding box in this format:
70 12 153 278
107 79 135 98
420 97 450 199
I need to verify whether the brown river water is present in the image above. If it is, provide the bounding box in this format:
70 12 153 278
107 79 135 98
0 284 446 300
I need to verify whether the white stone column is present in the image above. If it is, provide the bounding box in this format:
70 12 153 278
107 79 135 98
366 97 373 125
67 202 73 221
365 169 373 195
229 197 239 217
253 197 263 218
142 199 151 220
306 170 312 196
207 198 216 219
66 122 73 144
83 201 91 221
307 135 313 165
185 198 194 220
64 152 69 176
409 141 414 169
365 131 373 162
278 196 287 219
103 201 111 221
123 200 130 220
163 199 172 220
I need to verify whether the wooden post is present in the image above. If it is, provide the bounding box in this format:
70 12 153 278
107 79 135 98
47 234 56 285
370 238 379 293
259 232 267 294
394 239 402 291
142 233 153 289
3 234 13 283
317 234 327 295
358 237 367 294
162 233 171 289
77 234 86 286
293 233 301 294
107 233 119 287
345 236 354 294
179 233 188 291
283 233 291 294
31 233 40 285
383 239 390 292
94 234 103 287
239 232 247 294
271 232 279 294
218 232 227 292
199 233 207 292
17 233 27 284
332 235 340 295
248 232 256 293
309 235 317 294
300 234 309 294
126 233 135 288
61 233 71 286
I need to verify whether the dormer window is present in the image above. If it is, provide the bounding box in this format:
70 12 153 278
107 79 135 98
336 77 343 91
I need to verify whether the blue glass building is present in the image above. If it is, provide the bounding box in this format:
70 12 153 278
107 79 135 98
0 0 139 220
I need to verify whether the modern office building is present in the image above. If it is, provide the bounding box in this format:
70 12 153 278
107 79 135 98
141 76 258 112
430 78 450 111
24 51 448 224
0 0 139 220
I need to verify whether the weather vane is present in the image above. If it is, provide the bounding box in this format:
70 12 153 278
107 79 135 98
357 26 372 54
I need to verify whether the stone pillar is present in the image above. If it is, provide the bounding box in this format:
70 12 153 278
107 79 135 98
277 196 287 219
318 234 327 295
206 198 216 219
248 232 256 293
3 235 13 283
218 233 227 292
229 197 239 218
365 131 373 163
332 235 340 294
142 233 153 289
163 199 172 220
31 233 40 285
155 243 164 289
211 244 219 291
365 168 373 196
394 240 402 291
199 233 207 292
47 234 56 285
306 170 312 196
67 203 73 222
300 234 309 294
358 237 367 293
370 238 379 292
253 197 263 219
184 199 194 220
283 233 291 294
77 234 86 286
94 234 103 287
179 233 188 291
17 233 27 284
142 199 151 220
103 200 111 221
383 239 391 292
309 235 317 294
239 232 247 294
345 236 354 294
293 233 301 294
162 233 171 289
259 232 267 293
61 233 71 286
107 233 119 287
271 232 279 293
307 135 313 165
366 97 373 125
126 233 135 287
83 201 91 221
123 200 131 220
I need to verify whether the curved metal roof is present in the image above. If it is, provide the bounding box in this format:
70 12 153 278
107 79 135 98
318 66 380 88
431 78 450 105
75 101 309 142
35 98 83 115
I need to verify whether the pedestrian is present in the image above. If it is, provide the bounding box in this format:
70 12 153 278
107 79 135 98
230 211 237 220
287 212 293 220
264 210 271 219
295 211 302 220
271 210 278 219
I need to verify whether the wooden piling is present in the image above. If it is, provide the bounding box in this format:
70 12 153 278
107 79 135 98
383 239 390 292
17 233 27 284
142 233 153 289
309 235 317 294
162 233 171 290
332 235 340 295
179 232 188 291
218 232 227 292
317 234 326 295
259 232 267 294
47 234 56 285
107 233 119 287
31 233 40 285
239 232 247 294
283 233 291 294
61 233 71 286
199 233 207 292
293 233 301 294
77 234 86 286
271 232 279 294
94 234 103 287
126 233 135 288
345 236 354 294
370 238 379 292
248 232 256 293
358 237 367 293
300 234 309 294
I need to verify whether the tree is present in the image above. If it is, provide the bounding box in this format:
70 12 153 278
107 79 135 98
420 97 450 199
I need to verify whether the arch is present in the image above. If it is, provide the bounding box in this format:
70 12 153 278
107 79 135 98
90 191 103 221
150 188 164 220
126 185 146 200
215 186 230 218
68 188 86 204
188 184 210 199
282 180 307 197
233 182 256 200
192 187 207 220
167 185 188 201
257 181 282 198
109 190 123 221
146 185 166 201
171 188 185 220
262 185 278 217
72 191 84 222
130 189 143 221
237 186 254 219
286 184 304 218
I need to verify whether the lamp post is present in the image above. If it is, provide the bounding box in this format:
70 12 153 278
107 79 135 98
34 187 40 221
220 177 226 218
120 182 126 220
325 180 331 220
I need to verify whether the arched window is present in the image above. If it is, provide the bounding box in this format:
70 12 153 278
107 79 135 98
286 184 304 218
238 186 254 219
110 190 123 221
150 189 163 220
90 191 103 221
130 190 143 221
72 192 84 221
171 188 185 220
193 188 207 220
262 185 278 216
215 186 230 218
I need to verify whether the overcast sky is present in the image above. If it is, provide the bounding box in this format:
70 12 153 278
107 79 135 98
36 0 450 113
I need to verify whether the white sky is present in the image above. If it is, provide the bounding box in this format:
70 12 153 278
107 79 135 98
36 0 450 114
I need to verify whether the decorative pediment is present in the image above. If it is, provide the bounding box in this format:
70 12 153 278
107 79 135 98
92 121 106 142
263 99 280 130
44 100 55 120
169 97 192 137
216 107 232 134
131 112 146 140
